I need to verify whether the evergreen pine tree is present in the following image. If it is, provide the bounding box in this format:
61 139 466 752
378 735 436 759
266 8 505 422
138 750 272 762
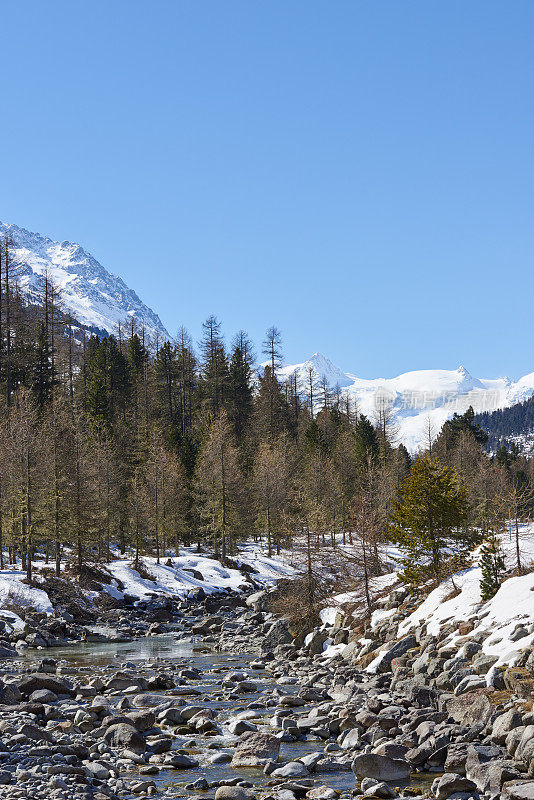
388 456 477 584
479 532 506 601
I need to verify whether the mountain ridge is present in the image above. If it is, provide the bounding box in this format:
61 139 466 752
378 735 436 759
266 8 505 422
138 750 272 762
0 221 170 341
279 353 534 452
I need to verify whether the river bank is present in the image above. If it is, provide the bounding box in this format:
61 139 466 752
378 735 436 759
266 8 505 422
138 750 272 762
0 581 534 800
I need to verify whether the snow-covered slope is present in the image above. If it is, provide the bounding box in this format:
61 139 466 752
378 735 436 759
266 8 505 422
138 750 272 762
0 222 170 340
281 355 534 451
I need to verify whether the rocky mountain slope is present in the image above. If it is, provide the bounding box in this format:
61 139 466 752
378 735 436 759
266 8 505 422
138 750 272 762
0 221 170 340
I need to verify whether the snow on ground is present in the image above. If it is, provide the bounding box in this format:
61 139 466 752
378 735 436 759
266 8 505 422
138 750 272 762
319 571 400 626
364 522 534 675
0 569 53 631
0 546 298 621
107 548 295 601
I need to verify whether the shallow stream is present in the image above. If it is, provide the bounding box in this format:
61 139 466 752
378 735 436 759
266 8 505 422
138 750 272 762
21 633 360 798
19 632 435 799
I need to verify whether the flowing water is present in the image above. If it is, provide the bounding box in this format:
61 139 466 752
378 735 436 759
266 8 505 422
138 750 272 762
21 633 360 798
22 634 434 798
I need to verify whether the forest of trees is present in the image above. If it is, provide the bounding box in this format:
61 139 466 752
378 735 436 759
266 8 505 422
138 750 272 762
0 233 533 598
474 396 534 452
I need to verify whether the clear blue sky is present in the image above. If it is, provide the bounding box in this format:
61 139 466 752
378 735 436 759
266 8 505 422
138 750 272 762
1 1 533 378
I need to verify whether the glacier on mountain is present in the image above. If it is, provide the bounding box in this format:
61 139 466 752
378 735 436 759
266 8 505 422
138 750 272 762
280 354 534 452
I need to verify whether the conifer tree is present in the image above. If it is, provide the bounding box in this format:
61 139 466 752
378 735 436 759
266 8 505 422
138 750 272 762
227 332 254 440
479 532 506 601
196 411 243 560
199 315 228 416
388 456 476 584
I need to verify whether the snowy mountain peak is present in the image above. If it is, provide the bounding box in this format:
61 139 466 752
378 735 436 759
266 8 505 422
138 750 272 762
454 365 485 392
275 357 534 452
278 352 354 389
0 221 170 341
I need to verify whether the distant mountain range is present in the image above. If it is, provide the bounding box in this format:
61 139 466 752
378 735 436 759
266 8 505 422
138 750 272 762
0 221 170 340
279 353 534 452
3 221 533 452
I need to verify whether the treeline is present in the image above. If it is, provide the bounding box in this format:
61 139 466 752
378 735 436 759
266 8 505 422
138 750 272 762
1 234 533 589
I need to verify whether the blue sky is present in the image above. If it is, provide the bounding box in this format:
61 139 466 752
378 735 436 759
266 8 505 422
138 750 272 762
1 1 533 378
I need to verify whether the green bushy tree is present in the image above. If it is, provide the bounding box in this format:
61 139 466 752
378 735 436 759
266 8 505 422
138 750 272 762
388 456 477 585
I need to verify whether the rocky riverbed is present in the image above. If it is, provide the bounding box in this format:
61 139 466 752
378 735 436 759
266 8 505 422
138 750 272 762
0 586 534 800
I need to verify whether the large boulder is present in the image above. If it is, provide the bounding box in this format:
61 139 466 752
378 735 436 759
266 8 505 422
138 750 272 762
466 745 520 799
262 620 292 649
339 728 361 750
431 773 477 800
503 782 534 799
306 630 329 655
272 761 309 778
17 675 75 698
446 690 492 727
125 710 155 732
164 753 199 768
513 726 534 762
376 635 418 674
245 591 268 612
215 789 255 800
103 723 146 754
351 754 411 782
492 710 524 745
227 718 257 735
231 731 280 767
0 681 21 705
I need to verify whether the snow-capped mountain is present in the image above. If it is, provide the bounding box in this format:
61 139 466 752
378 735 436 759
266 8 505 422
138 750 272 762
0 222 170 340
280 354 534 452
278 353 354 389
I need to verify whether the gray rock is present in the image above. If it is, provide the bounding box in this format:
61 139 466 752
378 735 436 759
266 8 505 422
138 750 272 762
364 782 396 798
466 745 520 799
492 710 523 745
502 782 534 799
103 722 146 753
339 728 361 749
263 619 293 649
19 723 54 743
431 772 477 799
446 691 492 726
231 731 281 767
352 753 411 781
164 754 199 768
17 674 74 697
272 761 309 778
84 761 110 780
125 709 156 732
514 726 534 762
227 718 257 735
306 787 340 800
306 630 329 655
246 591 268 612
215 788 255 800
376 635 418 673
210 752 232 764
30 689 58 704
299 752 322 771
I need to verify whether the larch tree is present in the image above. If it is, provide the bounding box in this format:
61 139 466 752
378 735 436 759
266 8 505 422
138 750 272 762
196 411 243 561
